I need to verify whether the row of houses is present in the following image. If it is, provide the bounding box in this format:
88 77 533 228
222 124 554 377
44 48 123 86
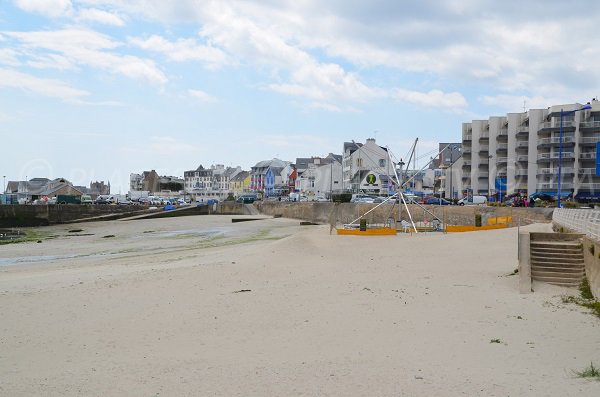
2 178 110 203
127 138 404 200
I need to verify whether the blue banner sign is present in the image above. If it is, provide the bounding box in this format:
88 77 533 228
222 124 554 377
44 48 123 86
596 142 600 176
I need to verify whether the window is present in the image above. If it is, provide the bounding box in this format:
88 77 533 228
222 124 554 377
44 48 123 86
356 158 363 167
379 159 386 167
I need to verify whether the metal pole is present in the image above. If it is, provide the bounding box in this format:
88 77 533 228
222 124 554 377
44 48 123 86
557 108 563 208
330 161 333 201
487 155 491 201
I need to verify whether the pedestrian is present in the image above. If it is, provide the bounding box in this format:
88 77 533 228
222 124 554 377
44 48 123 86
529 198 535 208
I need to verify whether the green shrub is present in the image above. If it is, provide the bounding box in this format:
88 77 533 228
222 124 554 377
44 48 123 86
332 193 352 203
580 277 594 301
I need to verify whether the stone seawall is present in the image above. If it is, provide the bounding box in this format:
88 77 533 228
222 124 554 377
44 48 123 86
255 202 554 226
0 202 249 227
0 205 149 227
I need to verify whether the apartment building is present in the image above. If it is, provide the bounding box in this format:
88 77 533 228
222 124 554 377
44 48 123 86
460 99 600 200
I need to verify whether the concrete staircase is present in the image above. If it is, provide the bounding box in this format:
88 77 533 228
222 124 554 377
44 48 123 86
530 233 585 287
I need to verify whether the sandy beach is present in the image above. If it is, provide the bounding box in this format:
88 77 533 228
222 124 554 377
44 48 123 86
1 215 599 396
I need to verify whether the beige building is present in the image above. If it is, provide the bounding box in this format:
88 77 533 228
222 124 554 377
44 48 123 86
460 99 600 200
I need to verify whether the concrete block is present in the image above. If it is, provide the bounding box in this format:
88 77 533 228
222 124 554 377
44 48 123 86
519 232 532 294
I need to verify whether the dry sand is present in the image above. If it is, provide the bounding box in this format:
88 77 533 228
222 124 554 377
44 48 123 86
1 215 599 396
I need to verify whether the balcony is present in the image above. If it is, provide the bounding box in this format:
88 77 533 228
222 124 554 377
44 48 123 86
578 168 596 175
479 145 489 152
539 120 576 130
580 152 597 160
516 155 529 162
479 132 489 141
496 157 507 164
498 127 508 136
538 167 575 175
463 134 472 141
515 183 528 190
462 147 472 154
579 182 600 190
537 182 574 190
516 141 529 149
580 136 600 145
515 170 528 177
537 136 576 146
497 171 507 177
478 172 489 178
516 126 529 136
496 143 508 151
580 121 600 130
537 152 575 160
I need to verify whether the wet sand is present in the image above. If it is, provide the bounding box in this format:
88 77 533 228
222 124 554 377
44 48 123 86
1 216 599 396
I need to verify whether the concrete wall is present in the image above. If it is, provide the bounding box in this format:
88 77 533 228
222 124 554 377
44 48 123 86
0 205 149 227
255 202 554 226
582 237 600 300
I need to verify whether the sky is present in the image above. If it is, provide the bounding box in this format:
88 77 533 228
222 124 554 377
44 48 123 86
1 0 599 193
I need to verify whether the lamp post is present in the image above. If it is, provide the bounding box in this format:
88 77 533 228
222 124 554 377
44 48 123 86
487 154 493 201
2 175 5 194
558 105 592 208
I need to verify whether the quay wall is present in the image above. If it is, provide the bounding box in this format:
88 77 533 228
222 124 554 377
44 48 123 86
0 202 553 228
0 205 150 227
255 202 554 226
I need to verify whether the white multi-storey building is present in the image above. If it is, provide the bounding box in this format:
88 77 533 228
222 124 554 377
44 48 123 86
460 99 600 200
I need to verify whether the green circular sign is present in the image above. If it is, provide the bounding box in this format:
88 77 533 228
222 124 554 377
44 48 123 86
366 174 376 184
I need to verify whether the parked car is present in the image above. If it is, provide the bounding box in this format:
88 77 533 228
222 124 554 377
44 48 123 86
355 196 375 203
236 195 257 204
95 195 112 204
80 194 93 204
350 194 374 203
424 197 452 205
373 197 393 204
458 195 487 206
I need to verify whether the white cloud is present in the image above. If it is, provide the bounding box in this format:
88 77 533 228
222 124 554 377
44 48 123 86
15 0 73 18
3 29 167 84
392 89 468 111
27 54 75 71
188 89 217 103
0 48 21 66
148 136 199 156
129 35 228 68
0 68 88 101
77 8 125 26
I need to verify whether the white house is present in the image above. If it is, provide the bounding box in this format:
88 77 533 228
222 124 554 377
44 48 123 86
342 138 396 194
295 160 343 198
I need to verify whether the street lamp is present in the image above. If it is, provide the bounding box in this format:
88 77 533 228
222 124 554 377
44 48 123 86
558 105 592 208
487 154 493 201
2 175 5 194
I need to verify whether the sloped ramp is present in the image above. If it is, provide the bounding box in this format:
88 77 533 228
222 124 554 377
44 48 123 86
243 204 260 215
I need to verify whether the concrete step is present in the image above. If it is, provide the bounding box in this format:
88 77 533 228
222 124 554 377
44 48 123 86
531 265 585 273
530 253 584 262
532 275 582 286
535 280 580 288
531 270 585 279
529 246 582 254
531 248 583 255
530 258 584 266
530 242 582 250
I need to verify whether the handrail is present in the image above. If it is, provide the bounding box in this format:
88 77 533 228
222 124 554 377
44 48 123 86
553 208 600 242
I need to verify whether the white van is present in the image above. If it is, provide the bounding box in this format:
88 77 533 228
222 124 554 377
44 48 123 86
458 195 487 205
